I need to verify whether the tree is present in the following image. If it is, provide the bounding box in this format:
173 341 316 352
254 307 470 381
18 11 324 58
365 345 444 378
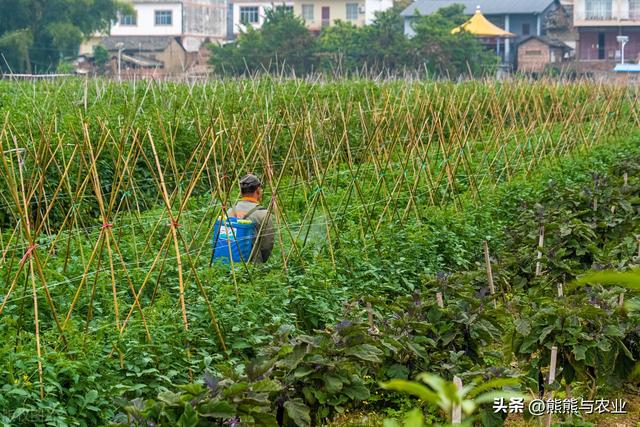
209 3 496 79
408 5 498 77
209 6 315 76
317 21 367 73
0 0 130 73
317 7 412 75
360 6 412 72
93 44 110 72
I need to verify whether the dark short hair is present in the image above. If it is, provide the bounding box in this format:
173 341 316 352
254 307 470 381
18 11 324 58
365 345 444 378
239 174 262 195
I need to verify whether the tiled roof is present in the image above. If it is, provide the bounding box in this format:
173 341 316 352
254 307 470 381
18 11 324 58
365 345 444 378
101 36 178 52
401 0 556 17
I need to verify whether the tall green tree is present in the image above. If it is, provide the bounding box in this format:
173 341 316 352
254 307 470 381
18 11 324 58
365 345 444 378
209 6 315 76
317 21 367 73
408 5 497 77
210 3 496 78
0 0 129 73
360 6 412 72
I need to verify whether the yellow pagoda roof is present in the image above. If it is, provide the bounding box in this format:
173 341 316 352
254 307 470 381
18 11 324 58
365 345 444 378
452 7 516 38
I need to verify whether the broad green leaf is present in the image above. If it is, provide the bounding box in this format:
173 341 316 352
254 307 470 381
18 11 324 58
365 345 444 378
570 269 640 290
386 364 409 379
343 383 370 400
84 390 98 404
515 319 531 336
179 383 205 396
573 345 587 361
466 377 520 399
284 398 311 427
473 390 523 405
462 399 476 415
323 374 344 394
252 412 279 427
344 344 383 363
293 366 315 378
252 379 282 393
415 373 446 395
383 419 402 427
223 382 249 397
157 391 182 406
199 400 236 418
403 408 424 427
177 403 199 427
379 380 439 405
603 324 624 338
10 408 29 421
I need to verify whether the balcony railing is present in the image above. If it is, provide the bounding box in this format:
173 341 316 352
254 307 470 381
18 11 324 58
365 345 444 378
575 10 640 22
585 10 613 19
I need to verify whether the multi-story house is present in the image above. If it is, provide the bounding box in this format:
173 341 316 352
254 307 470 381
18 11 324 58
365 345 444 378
231 1 294 36
293 0 393 31
79 0 228 76
401 0 565 65
111 0 228 46
573 0 640 63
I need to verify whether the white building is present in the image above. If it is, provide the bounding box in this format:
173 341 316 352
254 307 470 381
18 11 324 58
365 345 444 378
110 2 183 36
110 0 228 49
293 0 393 31
231 1 294 36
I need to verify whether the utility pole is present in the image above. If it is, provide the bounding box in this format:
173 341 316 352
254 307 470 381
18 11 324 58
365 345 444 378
617 35 629 64
115 42 124 81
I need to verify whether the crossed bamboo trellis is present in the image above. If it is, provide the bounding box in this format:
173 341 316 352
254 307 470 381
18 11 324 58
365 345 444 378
0 78 638 397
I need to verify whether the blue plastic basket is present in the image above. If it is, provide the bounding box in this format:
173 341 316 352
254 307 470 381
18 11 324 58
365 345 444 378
211 217 255 264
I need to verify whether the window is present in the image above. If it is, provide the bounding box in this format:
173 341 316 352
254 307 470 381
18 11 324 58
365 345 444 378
321 6 330 26
585 0 612 19
525 50 542 56
155 10 173 25
302 4 314 21
240 6 259 24
598 32 605 59
276 5 294 14
345 3 358 20
120 13 137 26
346 3 358 20
522 23 530 36
631 0 640 19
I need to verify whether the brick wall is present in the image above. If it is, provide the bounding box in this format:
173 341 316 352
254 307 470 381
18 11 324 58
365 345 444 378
518 39 551 72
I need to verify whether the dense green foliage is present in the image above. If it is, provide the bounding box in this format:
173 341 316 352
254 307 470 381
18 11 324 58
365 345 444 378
0 0 128 73
0 80 639 426
0 78 631 230
209 5 497 77
1 129 638 425
110 138 640 427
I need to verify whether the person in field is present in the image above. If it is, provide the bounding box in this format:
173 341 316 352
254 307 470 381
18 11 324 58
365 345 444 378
228 174 274 263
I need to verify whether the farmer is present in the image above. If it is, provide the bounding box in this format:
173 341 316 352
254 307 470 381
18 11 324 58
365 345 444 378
228 174 274 263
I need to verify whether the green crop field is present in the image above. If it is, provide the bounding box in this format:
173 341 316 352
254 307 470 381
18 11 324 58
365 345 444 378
0 78 639 426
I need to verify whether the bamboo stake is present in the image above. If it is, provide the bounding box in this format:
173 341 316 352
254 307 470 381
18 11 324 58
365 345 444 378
483 241 496 307
536 225 545 277
452 376 462 424
544 346 558 427
29 259 44 398
147 131 189 332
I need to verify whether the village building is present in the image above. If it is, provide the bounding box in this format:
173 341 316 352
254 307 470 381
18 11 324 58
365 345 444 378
573 0 640 71
401 0 567 66
517 36 573 72
99 36 189 77
79 0 227 76
451 6 516 65
293 0 393 31
230 1 294 37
